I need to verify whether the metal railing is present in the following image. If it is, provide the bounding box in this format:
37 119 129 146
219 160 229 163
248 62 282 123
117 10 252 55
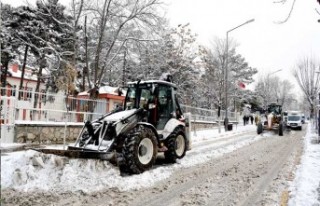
180 104 239 123
1 87 107 123
1 87 239 125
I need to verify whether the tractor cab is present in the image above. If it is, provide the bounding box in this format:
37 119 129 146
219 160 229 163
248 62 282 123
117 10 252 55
266 103 282 115
124 80 184 130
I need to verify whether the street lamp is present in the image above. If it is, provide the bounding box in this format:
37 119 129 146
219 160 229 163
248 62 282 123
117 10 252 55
224 18 254 131
268 69 282 78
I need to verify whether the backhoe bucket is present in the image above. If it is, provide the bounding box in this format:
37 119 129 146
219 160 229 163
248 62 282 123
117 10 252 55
32 146 116 161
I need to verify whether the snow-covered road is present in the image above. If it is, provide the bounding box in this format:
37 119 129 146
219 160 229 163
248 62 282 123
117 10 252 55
1 123 318 205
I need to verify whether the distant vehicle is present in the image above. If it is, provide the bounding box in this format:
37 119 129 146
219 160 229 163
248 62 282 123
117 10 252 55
256 103 284 136
287 111 302 130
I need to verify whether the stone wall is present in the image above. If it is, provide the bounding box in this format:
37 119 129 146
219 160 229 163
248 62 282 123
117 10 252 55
14 121 237 144
15 124 82 144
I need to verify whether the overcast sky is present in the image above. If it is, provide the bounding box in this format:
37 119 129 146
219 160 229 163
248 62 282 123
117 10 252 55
2 0 320 92
165 0 320 91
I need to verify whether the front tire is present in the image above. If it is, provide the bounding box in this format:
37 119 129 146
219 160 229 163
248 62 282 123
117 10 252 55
122 126 158 174
164 127 187 163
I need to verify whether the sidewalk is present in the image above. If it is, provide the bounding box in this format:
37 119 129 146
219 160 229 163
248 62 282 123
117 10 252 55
0 122 253 153
191 123 256 144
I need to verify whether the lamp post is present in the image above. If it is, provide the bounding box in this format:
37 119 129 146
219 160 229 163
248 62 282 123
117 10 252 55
267 69 282 79
224 18 254 131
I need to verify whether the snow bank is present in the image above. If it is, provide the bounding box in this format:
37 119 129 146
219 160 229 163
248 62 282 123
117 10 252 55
1 125 258 193
288 124 320 205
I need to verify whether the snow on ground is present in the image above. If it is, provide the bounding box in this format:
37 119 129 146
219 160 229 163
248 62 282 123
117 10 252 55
288 123 320 205
2 122 320 205
1 124 258 193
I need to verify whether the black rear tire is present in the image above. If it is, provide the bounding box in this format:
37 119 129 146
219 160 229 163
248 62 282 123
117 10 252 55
122 125 158 174
164 127 187 163
279 122 284 136
257 123 263 134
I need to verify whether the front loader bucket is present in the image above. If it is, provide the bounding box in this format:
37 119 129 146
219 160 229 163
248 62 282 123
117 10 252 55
32 147 116 161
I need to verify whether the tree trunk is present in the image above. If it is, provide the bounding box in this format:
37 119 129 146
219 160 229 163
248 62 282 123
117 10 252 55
33 67 43 109
1 53 10 95
18 45 29 100
84 15 91 90
33 56 46 109
93 0 109 84
310 105 314 119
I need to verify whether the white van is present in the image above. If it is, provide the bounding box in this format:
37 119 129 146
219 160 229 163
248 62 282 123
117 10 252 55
287 112 302 130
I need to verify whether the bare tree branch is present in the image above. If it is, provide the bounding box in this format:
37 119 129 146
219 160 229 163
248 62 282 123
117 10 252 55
292 57 320 118
274 0 296 24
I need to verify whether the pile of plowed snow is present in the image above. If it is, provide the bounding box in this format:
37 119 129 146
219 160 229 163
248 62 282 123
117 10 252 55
1 150 172 193
2 125 258 193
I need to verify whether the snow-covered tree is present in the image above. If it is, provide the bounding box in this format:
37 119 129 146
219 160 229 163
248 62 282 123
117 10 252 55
81 0 164 91
4 5 40 99
254 74 295 111
4 0 75 106
1 4 19 93
161 23 200 105
199 38 257 113
68 0 86 91
197 46 222 110
292 57 320 118
228 48 257 111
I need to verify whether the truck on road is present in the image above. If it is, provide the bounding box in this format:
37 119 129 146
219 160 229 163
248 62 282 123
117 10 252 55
286 111 302 130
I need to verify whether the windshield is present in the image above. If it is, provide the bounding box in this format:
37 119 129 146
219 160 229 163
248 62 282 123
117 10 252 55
124 87 137 109
288 116 301 121
268 105 281 114
124 86 153 110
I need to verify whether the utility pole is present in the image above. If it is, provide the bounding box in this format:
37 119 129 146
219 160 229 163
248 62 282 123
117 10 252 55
224 18 254 131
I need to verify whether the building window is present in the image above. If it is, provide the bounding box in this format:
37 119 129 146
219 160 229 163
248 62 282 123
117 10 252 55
41 89 47 103
10 85 16 97
22 87 33 100
27 88 33 100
